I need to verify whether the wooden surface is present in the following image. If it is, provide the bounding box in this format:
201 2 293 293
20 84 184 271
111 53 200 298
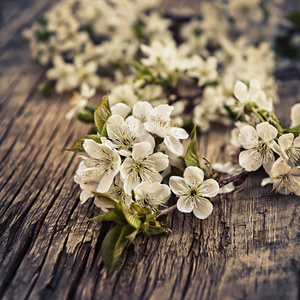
0 1 300 299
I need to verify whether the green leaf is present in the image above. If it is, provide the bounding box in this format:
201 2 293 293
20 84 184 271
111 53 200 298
87 210 121 222
86 134 101 144
283 125 300 138
100 118 109 138
77 109 94 123
184 125 201 168
94 93 112 135
66 135 101 152
288 11 300 30
66 138 85 152
93 192 118 206
102 225 136 274
121 202 142 229
126 228 139 244
146 225 171 235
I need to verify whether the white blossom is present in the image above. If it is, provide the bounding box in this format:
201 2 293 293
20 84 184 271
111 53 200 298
104 115 155 156
144 104 188 155
169 166 219 219
277 133 300 166
261 159 300 195
120 142 169 195
66 83 95 120
134 181 171 210
187 55 218 86
109 83 139 108
46 56 79 93
104 174 132 206
238 122 278 173
75 139 121 203
234 79 273 113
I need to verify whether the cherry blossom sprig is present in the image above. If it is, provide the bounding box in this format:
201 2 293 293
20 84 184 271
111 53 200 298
68 94 240 273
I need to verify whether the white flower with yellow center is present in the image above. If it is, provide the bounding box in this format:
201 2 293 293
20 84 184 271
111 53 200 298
134 182 171 210
103 115 155 157
277 133 300 166
144 104 188 156
261 159 300 195
75 139 121 203
238 122 278 174
120 142 169 195
169 166 219 219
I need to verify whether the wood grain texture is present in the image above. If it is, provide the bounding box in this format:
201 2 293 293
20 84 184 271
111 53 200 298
0 1 299 299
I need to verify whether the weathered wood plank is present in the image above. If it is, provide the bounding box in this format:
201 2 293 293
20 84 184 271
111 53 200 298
0 1 299 300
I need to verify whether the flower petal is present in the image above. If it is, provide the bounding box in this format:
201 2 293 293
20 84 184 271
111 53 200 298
111 103 131 118
248 79 261 100
234 81 248 102
83 139 109 159
239 149 262 171
177 196 193 213
96 169 115 193
199 179 219 197
291 103 300 127
169 176 188 195
154 104 174 119
164 135 184 156
193 198 213 219
238 125 259 149
149 152 169 172
183 166 204 186
278 133 294 150
132 142 153 160
169 127 189 139
256 122 278 142
262 150 275 175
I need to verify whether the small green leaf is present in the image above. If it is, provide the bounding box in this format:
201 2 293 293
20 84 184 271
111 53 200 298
87 210 121 222
184 125 201 168
93 192 118 206
283 125 300 138
121 202 142 229
77 109 94 123
102 225 136 274
66 138 85 152
146 225 171 236
86 134 101 144
94 93 112 135
126 228 139 244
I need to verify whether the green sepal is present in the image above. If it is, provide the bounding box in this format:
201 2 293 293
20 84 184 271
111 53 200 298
94 93 112 135
87 210 121 223
126 228 139 244
66 135 101 152
102 224 137 274
66 138 85 152
146 225 171 236
86 134 101 144
93 192 118 206
184 125 201 168
283 125 300 138
121 202 142 229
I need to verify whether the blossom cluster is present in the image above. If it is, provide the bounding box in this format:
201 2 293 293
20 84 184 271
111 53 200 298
224 81 300 195
72 97 220 220
23 0 292 132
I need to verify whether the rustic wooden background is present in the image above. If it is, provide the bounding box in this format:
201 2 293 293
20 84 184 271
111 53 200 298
0 0 300 299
